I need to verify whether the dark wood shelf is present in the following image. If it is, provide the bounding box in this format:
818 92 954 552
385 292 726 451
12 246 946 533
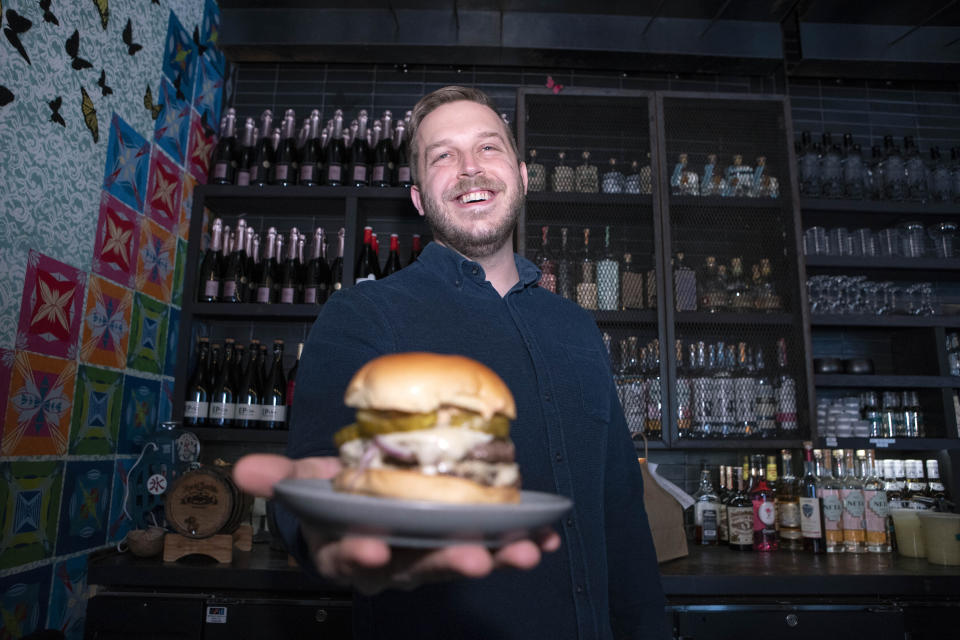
815 374 959 388
800 198 960 216
593 309 658 324
815 436 960 451
525 191 654 206
669 438 806 449
185 302 322 321
187 427 289 443
804 256 960 271
676 311 795 325
667 195 783 209
810 314 960 328
199 184 411 200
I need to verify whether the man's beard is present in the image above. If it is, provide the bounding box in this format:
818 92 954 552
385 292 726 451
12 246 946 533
420 173 525 259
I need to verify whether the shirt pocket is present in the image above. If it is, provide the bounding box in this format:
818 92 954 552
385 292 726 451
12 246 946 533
562 344 612 423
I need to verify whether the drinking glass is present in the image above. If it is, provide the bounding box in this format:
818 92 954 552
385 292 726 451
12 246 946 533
930 222 958 259
828 227 851 256
851 228 876 257
804 227 829 256
877 228 901 257
901 222 926 258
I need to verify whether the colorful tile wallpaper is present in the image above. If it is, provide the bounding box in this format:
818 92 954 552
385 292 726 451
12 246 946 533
0 0 222 634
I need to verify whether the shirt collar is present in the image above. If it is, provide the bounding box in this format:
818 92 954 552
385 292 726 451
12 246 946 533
417 241 541 291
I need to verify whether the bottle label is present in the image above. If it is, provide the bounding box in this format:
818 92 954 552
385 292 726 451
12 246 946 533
280 287 295 303
236 404 259 422
274 164 288 180
209 401 236 421
300 164 316 182
184 401 207 419
799 497 823 538
236 170 250 186
223 280 237 299
863 490 889 533
372 165 386 183
352 165 367 182
753 498 776 530
727 506 754 545
821 490 843 533
778 500 801 529
700 508 718 542
204 280 220 297
326 164 341 182
397 166 411 183
718 503 728 541
303 287 317 304
256 287 271 303
261 404 286 423
213 162 228 179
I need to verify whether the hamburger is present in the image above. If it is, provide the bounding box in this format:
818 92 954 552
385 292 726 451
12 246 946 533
332 352 521 503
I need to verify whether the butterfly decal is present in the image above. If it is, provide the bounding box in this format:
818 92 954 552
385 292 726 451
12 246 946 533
0 85 13 106
91 0 108 30
39 0 58 26
4 8 33 65
144 84 161 120
66 29 93 70
192 25 207 56
199 110 216 139
545 75 564 94
81 86 98 142
122 18 141 55
97 68 113 96
172 71 185 101
49 96 65 126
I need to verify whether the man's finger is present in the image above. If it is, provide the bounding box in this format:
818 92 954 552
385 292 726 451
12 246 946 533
233 454 295 498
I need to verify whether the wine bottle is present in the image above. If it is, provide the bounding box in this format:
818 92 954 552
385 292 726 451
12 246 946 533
197 218 224 302
597 226 619 310
261 339 287 430
210 107 237 185
535 226 557 293
278 227 300 303
556 227 573 300
407 233 421 266
271 109 298 187
183 337 211 426
330 227 345 292
255 227 278 303
235 117 256 186
355 226 379 284
349 110 371 187
323 109 345 186
382 233 403 277
234 339 260 429
394 119 412 187
303 227 331 304
371 110 394 187
576 228 597 309
298 109 322 186
296 232 307 303
220 218 247 303
208 338 237 427
285 342 303 429
248 110 274 187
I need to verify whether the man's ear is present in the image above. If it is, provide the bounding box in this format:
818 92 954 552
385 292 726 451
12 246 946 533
410 184 425 217
519 161 528 195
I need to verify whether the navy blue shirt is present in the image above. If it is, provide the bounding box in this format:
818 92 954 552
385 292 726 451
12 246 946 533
277 241 668 639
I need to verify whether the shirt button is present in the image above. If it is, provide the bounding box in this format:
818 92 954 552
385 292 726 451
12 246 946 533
576 584 584 594
555 452 563 462
566 518 574 527
543 392 551 401
471 266 479 275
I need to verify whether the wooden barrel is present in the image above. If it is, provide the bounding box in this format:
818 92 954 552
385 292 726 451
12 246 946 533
164 466 240 538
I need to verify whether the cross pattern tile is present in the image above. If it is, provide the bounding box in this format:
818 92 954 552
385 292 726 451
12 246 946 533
135 217 176 304
55 460 113 555
69 365 123 456
187 108 215 184
80 275 132 370
154 77 192 168
48 555 89 639
103 114 151 214
91 192 141 289
161 11 197 105
145 145 183 232
16 251 86 360
117 374 161 455
126 293 169 375
2 351 77 457
0 461 65 569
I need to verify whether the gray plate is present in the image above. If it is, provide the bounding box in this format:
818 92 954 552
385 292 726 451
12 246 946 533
273 478 573 548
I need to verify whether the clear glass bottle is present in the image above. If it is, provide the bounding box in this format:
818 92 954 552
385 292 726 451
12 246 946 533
534 226 557 294
799 444 827 554
526 149 546 192
713 344 735 438
556 227 574 301
576 228 597 310
843 136 865 199
601 157 625 194
552 151 574 192
776 449 802 550
645 339 662 440
701 153 723 196
775 337 798 434
726 257 751 311
840 449 866 553
691 342 709 439
884 141 906 201
671 153 698 196
799 131 822 197
724 154 752 197
596 226 620 310
754 347 777 438
821 133 843 198
733 342 757 437
619 337 645 436
925 459 947 501
624 159 643 194
863 450 892 553
904 136 928 201
673 252 697 311
675 340 692 439
727 467 754 551
693 468 720 545
821 450 845 553
575 150 598 193
930 147 951 202
620 253 644 310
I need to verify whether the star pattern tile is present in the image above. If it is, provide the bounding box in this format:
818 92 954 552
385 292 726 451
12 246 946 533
154 78 192 167
145 146 183 232
69 365 123 456
56 461 113 555
16 251 86 360
2 351 77 456
103 115 151 214
80 276 132 370
91 193 141 289
135 218 177 304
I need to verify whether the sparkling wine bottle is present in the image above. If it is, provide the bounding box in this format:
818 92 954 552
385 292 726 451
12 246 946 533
299 109 322 186
208 338 237 428
323 110 345 186
330 228 345 292
249 110 275 187
235 117 256 186
183 337 211 426
271 109 298 187
197 218 224 302
235 339 261 429
261 340 286 430
303 227 331 304
349 110 371 187
278 227 300 303
210 107 237 185
394 117 412 188
371 110 394 187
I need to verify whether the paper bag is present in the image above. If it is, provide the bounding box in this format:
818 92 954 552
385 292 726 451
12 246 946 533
639 459 689 563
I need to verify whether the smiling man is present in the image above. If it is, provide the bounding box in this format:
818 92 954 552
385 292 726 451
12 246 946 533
234 86 668 639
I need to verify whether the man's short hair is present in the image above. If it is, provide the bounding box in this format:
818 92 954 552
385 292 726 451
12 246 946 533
407 86 520 185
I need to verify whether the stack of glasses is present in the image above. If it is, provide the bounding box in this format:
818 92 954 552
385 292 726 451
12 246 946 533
804 222 958 259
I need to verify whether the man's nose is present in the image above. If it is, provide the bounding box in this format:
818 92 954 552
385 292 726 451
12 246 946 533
459 151 483 177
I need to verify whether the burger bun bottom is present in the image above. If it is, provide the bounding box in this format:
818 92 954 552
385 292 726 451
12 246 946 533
333 467 520 504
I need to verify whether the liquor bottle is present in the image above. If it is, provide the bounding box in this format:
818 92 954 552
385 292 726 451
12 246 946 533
821 451 845 552
596 226 619 310
235 339 260 429
671 153 698 196
220 218 248 303
756 259 781 311
905 460 930 509
355 226 380 284
183 338 211 426
700 257 727 312
535 226 557 293
349 110 371 187
601 157 625 194
776 449 802 550
798 131 821 197
673 252 697 311
863 450 892 552
382 233 403 277
840 449 866 553
884 141 906 201
723 154 752 198
371 110 394 187
394 119 412 188
323 109 345 186
271 109 298 187
749 454 778 551
210 108 237 185
575 150 598 193
576 228 598 310
624 159 642 194
235 117 256 186
330 228 345 292
775 338 798 434
260 340 287 430
208 338 237 427
249 110 275 187
618 337 645 436
926 459 947 501
552 151 574 192
902 391 923 438
821 134 843 198
727 467 754 551
207 342 222 400
754 347 777 438
718 466 730 545
733 342 757 437
701 153 722 196
799 444 827 553
766 455 779 508
299 110 322 186
675 340 692 439
892 459 909 509
407 233 421 267
843 135 865 199
276 227 299 303
904 136 928 201
930 148 952 201
526 149 546 192
197 218 224 302
303 227 331 304
693 468 720 546
645 340 662 439
726 257 751 311
691 341 709 439
713 344 735 438
556 228 574 301
285 342 302 429
620 253 644 310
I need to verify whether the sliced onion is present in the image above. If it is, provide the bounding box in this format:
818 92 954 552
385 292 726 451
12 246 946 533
373 435 417 463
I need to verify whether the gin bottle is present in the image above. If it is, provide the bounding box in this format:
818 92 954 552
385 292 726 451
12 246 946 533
552 151 575 192
575 150 598 193
624 159 643 194
821 450 845 553
821 134 843 198
673 252 697 311
620 253 644 310
576 228 598 309
798 131 822 197
601 157 625 194
863 450 892 553
596 226 619 310
526 149 546 192
843 138 865 199
693 468 720 545
840 449 866 553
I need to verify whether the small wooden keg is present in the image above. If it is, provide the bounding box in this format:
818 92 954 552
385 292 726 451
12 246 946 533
164 466 240 539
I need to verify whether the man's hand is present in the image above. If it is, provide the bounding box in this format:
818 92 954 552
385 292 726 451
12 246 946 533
233 454 561 595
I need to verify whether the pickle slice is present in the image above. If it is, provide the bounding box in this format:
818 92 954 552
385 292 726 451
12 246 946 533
333 423 360 447
356 409 438 438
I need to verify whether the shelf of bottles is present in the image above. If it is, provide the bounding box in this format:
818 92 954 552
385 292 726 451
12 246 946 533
517 90 667 442
658 93 811 444
691 445 951 552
